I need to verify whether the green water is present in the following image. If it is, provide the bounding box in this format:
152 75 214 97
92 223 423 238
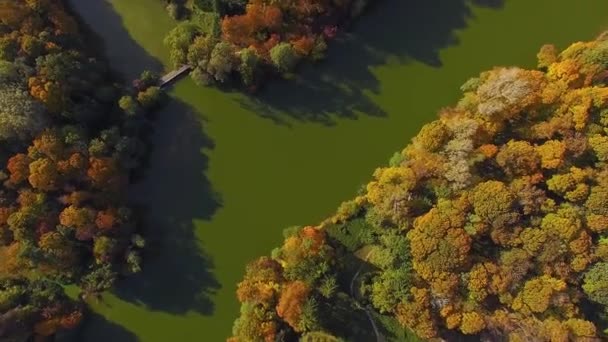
67 0 608 341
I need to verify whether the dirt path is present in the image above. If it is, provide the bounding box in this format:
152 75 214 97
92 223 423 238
349 253 385 342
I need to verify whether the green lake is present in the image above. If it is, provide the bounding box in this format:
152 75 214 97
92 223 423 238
67 0 608 340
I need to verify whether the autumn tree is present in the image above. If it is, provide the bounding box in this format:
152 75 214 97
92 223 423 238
87 157 124 190
276 281 311 332
0 84 47 141
496 140 540 176
6 154 30 186
28 158 59 191
408 198 471 295
236 256 283 305
0 277 83 341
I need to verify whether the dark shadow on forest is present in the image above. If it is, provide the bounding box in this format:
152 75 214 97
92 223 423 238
239 0 505 125
67 0 222 316
66 0 165 81
58 312 138 342
116 98 222 315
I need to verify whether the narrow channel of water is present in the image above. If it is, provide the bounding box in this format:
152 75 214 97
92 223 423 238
69 0 608 340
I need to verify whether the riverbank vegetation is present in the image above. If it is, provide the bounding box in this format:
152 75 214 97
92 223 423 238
0 0 163 340
161 0 372 89
231 34 608 341
0 278 83 340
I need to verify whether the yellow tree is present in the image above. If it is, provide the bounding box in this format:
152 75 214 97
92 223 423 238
496 140 540 177
460 311 486 335
408 198 470 295
365 166 417 226
512 276 566 315
28 158 60 191
535 140 566 169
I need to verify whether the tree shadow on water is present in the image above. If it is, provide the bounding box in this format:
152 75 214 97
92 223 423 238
58 312 138 342
115 99 222 315
66 0 165 80
238 0 505 125
68 0 222 316
472 0 505 9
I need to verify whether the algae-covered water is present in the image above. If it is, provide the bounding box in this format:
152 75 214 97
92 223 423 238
68 0 608 340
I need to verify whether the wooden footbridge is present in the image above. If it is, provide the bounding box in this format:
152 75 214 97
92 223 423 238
159 65 192 88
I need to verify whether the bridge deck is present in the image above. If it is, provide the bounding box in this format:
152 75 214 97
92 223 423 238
159 65 192 87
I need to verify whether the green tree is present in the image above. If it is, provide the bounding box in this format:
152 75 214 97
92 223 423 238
270 43 300 73
239 47 261 86
190 66 213 86
206 42 238 83
93 236 120 264
137 86 163 109
0 38 18 61
298 298 321 332
138 70 160 88
80 264 117 295
371 268 411 313
583 262 608 306
118 95 140 117
318 276 337 299
231 302 279 342
300 331 344 342
0 61 18 82
164 23 200 67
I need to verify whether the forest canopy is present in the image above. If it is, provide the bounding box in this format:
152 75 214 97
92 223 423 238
0 0 163 340
161 0 373 89
230 34 608 341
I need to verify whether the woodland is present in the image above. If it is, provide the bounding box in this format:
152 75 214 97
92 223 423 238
3 1 608 342
230 35 608 341
0 0 163 340
161 0 372 89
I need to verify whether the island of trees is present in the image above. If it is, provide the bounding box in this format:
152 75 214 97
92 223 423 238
230 34 608 341
0 0 164 340
161 0 372 89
